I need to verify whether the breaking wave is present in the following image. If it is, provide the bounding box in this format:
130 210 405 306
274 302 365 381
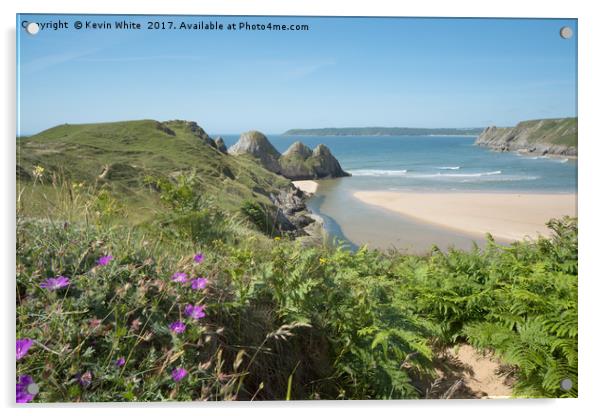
410 170 502 178
519 155 569 163
348 169 408 177
349 169 503 178
349 169 537 182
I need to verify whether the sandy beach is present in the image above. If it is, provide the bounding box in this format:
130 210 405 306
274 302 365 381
292 180 319 195
353 191 576 241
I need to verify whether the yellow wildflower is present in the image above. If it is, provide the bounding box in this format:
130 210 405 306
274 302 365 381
32 165 45 178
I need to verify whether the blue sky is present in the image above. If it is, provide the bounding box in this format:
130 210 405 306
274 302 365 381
17 15 577 135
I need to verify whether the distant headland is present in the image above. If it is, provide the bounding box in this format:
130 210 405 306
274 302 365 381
476 117 577 157
283 127 484 136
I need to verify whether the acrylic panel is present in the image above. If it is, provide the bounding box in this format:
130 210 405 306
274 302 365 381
16 14 577 402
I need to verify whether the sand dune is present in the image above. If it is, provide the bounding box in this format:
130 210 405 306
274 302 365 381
353 191 577 241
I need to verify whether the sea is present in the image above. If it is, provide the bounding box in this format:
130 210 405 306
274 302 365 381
219 134 577 253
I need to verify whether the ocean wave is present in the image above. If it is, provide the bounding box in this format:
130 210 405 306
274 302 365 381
414 171 539 182
348 169 408 176
460 175 540 183
437 166 461 170
410 170 502 178
349 169 503 178
350 169 538 182
539 157 569 163
520 155 569 163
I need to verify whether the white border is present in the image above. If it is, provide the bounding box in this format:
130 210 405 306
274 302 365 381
2 1 600 415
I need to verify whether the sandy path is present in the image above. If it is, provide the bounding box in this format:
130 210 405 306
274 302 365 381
420 344 513 399
353 191 576 241
449 345 513 398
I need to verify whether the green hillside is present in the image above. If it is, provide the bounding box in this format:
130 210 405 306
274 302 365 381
17 120 290 223
476 117 577 155
517 117 577 147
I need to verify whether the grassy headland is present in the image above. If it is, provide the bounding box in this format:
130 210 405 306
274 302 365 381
17 120 292 223
476 117 577 156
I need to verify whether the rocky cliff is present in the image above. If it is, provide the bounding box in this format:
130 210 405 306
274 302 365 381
475 117 577 157
269 186 318 234
164 120 218 149
214 136 228 154
305 144 350 179
228 131 283 173
228 133 350 180
278 141 314 179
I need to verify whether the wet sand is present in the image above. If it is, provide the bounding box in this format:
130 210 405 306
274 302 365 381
306 180 492 254
353 191 577 241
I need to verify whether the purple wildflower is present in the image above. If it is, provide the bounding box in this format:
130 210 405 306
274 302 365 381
115 357 126 367
184 304 206 320
169 321 186 334
39 276 70 291
78 371 93 388
171 272 188 283
16 339 33 360
193 252 205 263
190 277 208 290
16 375 37 403
97 255 113 266
172 367 187 382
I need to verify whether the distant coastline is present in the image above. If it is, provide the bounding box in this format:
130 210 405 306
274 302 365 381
283 127 484 136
